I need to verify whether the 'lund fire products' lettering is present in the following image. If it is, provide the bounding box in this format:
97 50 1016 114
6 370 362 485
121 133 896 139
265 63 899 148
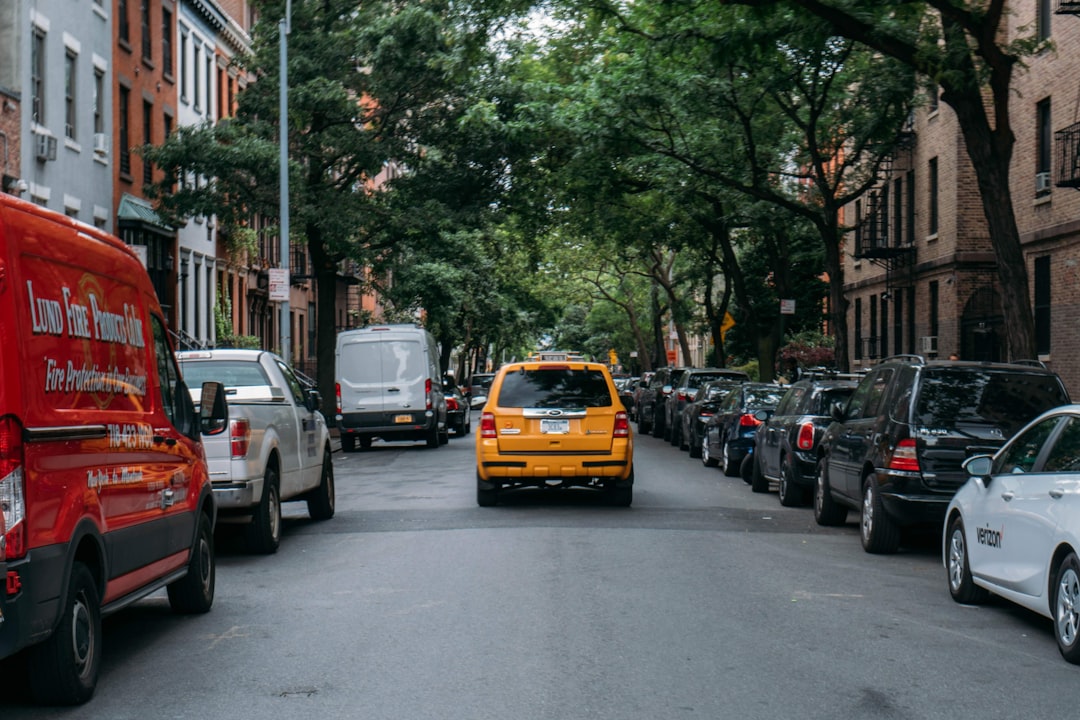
26 280 145 347
977 525 1004 548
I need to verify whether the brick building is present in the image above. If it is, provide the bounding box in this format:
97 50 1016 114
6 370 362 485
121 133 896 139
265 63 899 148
843 1 1080 397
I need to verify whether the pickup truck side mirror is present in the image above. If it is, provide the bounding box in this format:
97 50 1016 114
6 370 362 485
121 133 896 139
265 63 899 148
200 381 228 435
305 388 322 414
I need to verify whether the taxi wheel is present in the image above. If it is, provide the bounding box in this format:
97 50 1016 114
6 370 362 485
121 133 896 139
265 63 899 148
28 562 101 705
307 450 336 521
477 472 499 507
813 457 847 526
249 467 281 554
168 510 216 614
946 516 988 605
861 477 900 554
1054 553 1080 663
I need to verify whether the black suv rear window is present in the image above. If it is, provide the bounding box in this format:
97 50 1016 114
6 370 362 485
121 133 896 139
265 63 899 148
914 368 1069 437
496 369 613 408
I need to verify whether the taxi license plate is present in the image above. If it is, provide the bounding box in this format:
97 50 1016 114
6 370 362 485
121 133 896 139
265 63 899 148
394 414 414 424
541 419 570 434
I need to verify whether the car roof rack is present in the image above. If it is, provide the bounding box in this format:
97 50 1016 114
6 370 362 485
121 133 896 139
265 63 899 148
1011 359 1048 368
881 354 925 365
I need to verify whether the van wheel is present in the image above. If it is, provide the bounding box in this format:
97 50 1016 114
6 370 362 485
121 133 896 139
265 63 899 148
439 425 449 445
248 467 281 554
359 436 373 450
813 458 847 526
861 477 900 554
28 562 101 705
426 423 440 448
168 511 216 614
341 434 356 453
307 450 336 521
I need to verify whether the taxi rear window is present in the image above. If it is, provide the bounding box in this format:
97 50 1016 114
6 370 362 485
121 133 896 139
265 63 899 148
496 369 613 408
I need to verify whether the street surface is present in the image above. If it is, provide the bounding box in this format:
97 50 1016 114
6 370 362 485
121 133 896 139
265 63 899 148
2 427 1076 718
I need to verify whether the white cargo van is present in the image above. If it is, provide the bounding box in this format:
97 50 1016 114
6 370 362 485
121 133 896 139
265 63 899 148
335 325 448 451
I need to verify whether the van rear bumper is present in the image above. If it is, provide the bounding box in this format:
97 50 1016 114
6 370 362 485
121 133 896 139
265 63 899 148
0 546 66 660
339 411 437 437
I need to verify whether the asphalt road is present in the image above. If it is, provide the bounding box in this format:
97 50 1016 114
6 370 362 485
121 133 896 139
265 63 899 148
2 425 1076 718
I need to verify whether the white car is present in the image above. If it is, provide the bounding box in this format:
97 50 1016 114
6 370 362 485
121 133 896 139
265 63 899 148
944 404 1080 664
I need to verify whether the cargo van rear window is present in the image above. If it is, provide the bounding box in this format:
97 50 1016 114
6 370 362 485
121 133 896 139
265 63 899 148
341 340 424 384
497 369 612 408
180 360 271 388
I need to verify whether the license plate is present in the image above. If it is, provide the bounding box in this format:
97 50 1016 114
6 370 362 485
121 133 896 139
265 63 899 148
394 414 414 424
541 419 569 434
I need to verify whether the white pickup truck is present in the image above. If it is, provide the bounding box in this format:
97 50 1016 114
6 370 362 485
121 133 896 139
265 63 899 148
177 348 335 553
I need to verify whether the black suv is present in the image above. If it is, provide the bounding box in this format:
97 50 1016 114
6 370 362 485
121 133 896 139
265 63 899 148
636 367 684 437
814 355 1071 554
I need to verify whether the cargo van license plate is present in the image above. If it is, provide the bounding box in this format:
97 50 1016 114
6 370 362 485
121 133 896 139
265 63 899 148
541 419 570 434
394 414 414 424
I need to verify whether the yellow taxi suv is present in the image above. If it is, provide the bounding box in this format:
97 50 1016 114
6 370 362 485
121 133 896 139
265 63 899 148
476 361 634 506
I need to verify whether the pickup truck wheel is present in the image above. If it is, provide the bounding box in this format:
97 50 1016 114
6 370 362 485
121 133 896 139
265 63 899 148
946 516 988 605
27 561 101 706
813 457 847 526
248 467 281 554
861 477 900 554
341 434 356 453
167 511 216 614
307 450 336 521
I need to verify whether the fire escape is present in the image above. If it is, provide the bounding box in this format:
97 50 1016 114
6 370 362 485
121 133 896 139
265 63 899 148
1056 0 1080 190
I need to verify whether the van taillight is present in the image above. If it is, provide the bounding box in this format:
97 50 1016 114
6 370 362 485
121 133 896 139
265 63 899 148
480 412 497 438
335 382 342 415
231 418 251 457
426 378 433 410
888 438 920 472
796 422 815 450
614 411 630 437
0 416 27 560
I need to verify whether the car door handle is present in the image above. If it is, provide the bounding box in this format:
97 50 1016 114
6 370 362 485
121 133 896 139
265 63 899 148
1001 491 1015 502
1050 488 1065 499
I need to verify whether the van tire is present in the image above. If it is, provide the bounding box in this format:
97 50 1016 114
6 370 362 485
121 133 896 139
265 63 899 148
359 436 373 450
307 450 336 521
341 434 356 453
28 562 101 706
248 467 281 554
426 423 440 448
168 511 216 614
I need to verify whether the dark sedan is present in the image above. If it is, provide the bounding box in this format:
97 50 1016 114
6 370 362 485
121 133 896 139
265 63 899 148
702 382 785 477
680 379 744 458
749 378 857 504
446 384 472 436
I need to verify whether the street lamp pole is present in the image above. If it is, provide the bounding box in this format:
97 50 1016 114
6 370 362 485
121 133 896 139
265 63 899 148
278 4 291 363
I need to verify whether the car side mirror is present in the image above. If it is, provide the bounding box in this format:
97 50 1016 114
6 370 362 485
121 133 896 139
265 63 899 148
200 381 228 435
963 454 994 487
305 389 322 413
753 409 770 422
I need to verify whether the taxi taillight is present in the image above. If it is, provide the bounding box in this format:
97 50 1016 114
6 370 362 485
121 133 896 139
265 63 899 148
0 416 27 561
796 422 815 450
480 412 497 438
614 411 630 438
231 418 251 457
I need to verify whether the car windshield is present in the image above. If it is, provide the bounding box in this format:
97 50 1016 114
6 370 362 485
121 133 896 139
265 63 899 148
915 368 1070 437
496 368 613 408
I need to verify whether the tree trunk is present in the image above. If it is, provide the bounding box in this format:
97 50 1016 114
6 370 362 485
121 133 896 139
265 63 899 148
310 226 340 416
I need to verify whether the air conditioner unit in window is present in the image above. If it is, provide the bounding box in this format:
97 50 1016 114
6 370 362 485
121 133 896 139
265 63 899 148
34 131 57 162
1036 171 1052 194
919 336 938 355
93 132 109 155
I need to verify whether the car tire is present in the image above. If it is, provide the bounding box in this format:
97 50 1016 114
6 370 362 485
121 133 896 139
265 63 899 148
750 452 769 493
1054 552 1080 664
477 472 499 507
702 432 719 468
306 450 336 521
778 457 804 507
861 476 900 554
638 407 651 435
813 457 847 526
167 510 216 614
27 561 101 706
248 466 281 554
669 419 680 446
946 515 989 605
652 410 664 439
341 434 356 453
722 441 740 477
688 427 702 458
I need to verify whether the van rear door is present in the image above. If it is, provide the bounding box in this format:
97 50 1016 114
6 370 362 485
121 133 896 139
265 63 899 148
338 337 427 419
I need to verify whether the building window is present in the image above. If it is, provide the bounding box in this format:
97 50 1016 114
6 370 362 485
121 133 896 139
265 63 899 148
854 199 862 251
854 298 863 361
141 0 152 62
1038 0 1051 42
119 0 130 45
892 176 903 246
928 84 939 114
64 51 77 140
929 280 939 340
1037 98 1051 197
193 45 201 111
93 68 105 134
928 157 939 236
206 53 213 119
893 290 904 355
162 7 173 78
119 86 131 177
180 33 188 102
31 30 45 125
1034 255 1051 355
870 295 879 359
906 170 915 246
143 100 153 185
879 295 889 357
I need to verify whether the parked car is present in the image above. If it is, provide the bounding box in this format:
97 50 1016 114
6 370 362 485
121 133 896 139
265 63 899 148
178 348 336 554
815 355 1070 554
944 404 1080 664
667 369 750 448
637 367 685 437
476 360 634 506
680 380 745 458
446 383 472 436
615 376 638 419
702 383 786 477
632 371 655 421
750 378 857 505
468 372 496 409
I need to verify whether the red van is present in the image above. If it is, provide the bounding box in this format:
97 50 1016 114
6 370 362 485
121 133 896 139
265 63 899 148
0 194 226 705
